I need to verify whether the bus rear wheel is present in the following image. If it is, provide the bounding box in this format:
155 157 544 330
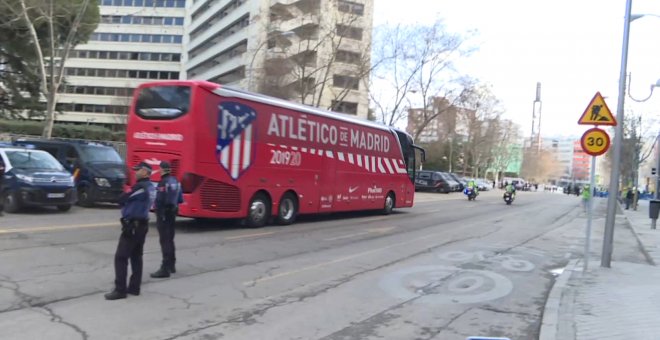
246 193 270 228
382 192 395 215
276 192 298 225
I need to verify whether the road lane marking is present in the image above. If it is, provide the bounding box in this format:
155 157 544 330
0 222 116 235
324 226 397 241
244 234 437 286
243 209 525 286
324 231 371 241
225 231 276 241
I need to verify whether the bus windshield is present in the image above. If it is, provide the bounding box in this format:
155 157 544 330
135 85 191 120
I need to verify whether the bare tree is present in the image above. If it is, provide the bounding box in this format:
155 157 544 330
369 19 473 129
456 84 503 177
2 0 99 138
521 148 563 183
259 4 373 114
489 120 522 182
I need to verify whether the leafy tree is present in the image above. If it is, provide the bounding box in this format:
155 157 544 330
0 0 99 137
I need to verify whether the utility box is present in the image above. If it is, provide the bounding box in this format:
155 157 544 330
650 199 660 219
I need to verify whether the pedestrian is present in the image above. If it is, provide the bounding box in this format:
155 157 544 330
625 188 633 210
105 161 155 300
151 161 183 279
582 184 591 212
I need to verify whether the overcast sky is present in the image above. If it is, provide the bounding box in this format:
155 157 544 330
374 0 660 139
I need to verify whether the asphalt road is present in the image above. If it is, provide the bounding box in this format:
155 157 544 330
0 190 647 340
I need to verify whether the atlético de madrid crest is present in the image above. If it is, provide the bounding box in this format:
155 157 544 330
216 102 257 180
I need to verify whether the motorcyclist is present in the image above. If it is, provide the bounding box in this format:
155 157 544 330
467 179 479 195
505 182 516 197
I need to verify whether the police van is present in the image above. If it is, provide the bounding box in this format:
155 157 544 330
13 139 126 207
0 145 77 213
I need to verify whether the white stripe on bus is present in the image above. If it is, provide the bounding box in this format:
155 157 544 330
384 158 394 174
348 153 354 164
221 145 229 168
242 125 252 170
231 134 241 179
377 157 386 173
338 152 345 161
357 155 362 167
326 150 334 158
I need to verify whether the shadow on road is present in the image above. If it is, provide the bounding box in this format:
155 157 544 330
174 210 409 234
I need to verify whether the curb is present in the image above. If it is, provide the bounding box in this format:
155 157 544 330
620 201 656 266
539 259 579 340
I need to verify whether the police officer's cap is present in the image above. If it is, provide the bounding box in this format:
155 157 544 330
132 161 152 172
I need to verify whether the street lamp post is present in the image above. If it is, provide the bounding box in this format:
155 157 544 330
628 76 660 201
602 7 660 266
601 0 633 268
247 31 295 92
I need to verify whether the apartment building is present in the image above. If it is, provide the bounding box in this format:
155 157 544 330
406 97 466 143
541 137 574 179
56 0 186 125
185 0 373 119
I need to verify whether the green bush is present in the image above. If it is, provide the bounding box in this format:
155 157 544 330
0 119 126 141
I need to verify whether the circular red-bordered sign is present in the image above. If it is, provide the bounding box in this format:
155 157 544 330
580 127 610 156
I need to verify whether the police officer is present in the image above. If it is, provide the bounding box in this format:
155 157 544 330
105 161 155 300
151 161 182 278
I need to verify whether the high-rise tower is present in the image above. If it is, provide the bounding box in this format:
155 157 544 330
531 82 542 152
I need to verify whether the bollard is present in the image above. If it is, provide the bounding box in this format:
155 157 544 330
650 200 660 230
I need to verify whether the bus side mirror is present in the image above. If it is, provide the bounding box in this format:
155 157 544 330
413 145 426 163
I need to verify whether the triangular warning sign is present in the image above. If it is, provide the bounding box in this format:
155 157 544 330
578 92 617 126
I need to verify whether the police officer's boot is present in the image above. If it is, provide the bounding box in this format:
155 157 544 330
150 266 170 278
168 263 176 274
104 290 127 300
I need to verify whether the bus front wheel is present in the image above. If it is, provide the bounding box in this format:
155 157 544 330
276 192 298 225
246 193 271 228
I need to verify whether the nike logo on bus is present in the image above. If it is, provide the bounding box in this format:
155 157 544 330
349 186 359 193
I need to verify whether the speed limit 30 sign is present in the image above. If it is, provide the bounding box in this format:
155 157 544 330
580 127 611 156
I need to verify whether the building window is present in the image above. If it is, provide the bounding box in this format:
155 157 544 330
335 50 361 64
100 15 184 26
189 14 249 56
333 75 359 90
99 0 185 6
90 32 182 43
338 0 364 16
64 67 178 80
331 100 358 115
336 25 363 40
64 85 134 97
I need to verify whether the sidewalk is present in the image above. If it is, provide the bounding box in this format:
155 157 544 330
541 199 660 340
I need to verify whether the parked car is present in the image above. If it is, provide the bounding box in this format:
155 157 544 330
447 173 467 192
0 146 77 213
13 139 126 207
440 172 461 192
415 170 452 193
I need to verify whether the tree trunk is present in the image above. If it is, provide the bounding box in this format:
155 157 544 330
448 139 453 173
42 90 56 138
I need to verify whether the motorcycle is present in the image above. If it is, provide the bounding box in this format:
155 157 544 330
503 191 515 205
464 187 478 201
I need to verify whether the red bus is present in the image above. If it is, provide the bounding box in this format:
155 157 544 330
126 80 425 227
